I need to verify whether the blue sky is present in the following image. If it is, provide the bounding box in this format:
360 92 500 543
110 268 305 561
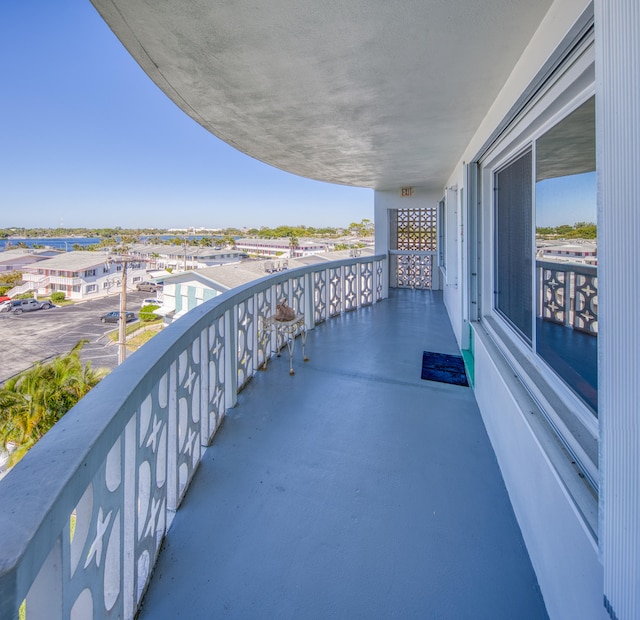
0 2 372 230
536 172 596 228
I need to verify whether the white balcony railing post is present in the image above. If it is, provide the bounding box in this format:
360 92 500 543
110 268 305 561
224 307 238 409
167 360 179 513
26 539 62 619
304 271 314 332
199 325 212 445
123 416 137 620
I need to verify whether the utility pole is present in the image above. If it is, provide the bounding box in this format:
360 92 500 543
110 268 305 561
108 253 147 365
118 260 128 365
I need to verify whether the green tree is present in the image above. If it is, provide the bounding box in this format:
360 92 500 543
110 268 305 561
347 218 374 237
0 270 23 295
0 341 107 467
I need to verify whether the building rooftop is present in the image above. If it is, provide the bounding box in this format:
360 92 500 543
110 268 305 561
22 251 113 271
128 243 241 258
236 238 327 248
0 248 61 263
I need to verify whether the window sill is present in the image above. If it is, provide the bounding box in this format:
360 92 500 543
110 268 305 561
474 317 599 542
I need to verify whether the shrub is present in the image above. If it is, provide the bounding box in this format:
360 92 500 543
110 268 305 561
139 304 160 322
50 292 66 303
0 271 22 287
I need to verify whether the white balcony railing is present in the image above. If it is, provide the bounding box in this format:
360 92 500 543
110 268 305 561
536 260 598 335
389 250 437 290
6 277 50 298
0 255 386 620
46 276 84 286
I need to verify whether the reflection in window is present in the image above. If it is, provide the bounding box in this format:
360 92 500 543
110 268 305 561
535 97 597 413
494 151 533 342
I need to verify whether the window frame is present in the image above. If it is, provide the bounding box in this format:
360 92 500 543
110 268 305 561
478 34 598 493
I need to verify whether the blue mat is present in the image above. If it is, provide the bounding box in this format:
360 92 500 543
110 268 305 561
421 351 469 387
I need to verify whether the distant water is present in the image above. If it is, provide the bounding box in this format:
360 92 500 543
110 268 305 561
0 235 222 252
0 237 102 251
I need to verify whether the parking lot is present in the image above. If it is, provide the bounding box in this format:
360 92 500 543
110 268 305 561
0 290 155 384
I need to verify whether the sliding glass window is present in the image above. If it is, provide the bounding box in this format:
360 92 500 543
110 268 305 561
493 96 597 414
535 97 597 412
494 151 533 343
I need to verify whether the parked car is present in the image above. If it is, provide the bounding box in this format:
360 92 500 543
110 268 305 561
0 295 11 304
8 299 54 314
100 311 137 324
141 298 161 307
136 282 158 292
0 300 13 312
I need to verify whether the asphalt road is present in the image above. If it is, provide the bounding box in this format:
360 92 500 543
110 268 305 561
0 290 154 384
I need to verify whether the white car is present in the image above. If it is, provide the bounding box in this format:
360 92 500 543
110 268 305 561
0 300 12 313
141 298 162 306
7 299 54 314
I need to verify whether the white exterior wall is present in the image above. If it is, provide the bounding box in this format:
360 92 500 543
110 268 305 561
474 328 606 620
374 187 442 301
22 266 149 300
442 186 463 346
433 2 608 619
162 277 222 321
596 2 640 619
374 188 440 253
162 282 177 315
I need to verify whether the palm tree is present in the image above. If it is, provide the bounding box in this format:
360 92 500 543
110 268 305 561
0 341 107 467
289 235 299 257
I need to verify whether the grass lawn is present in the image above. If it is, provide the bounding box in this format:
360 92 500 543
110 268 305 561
108 319 164 352
127 327 162 350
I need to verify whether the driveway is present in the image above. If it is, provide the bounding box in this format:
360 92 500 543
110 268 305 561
0 290 155 384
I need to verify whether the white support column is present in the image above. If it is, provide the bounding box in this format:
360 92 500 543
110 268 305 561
597 2 640 619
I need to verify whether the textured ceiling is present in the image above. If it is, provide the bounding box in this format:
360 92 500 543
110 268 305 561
92 0 552 192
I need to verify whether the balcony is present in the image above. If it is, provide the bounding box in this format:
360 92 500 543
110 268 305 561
45 276 85 286
536 260 598 412
0 255 547 619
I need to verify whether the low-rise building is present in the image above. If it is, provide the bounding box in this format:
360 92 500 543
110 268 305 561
235 238 328 258
20 252 149 300
0 248 62 273
537 240 597 265
127 243 243 270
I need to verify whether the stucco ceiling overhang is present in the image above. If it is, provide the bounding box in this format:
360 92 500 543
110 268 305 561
91 0 553 192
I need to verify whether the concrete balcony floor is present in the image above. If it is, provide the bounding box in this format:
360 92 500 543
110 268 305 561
139 289 548 619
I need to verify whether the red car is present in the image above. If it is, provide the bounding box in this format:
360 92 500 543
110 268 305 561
0 296 10 303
